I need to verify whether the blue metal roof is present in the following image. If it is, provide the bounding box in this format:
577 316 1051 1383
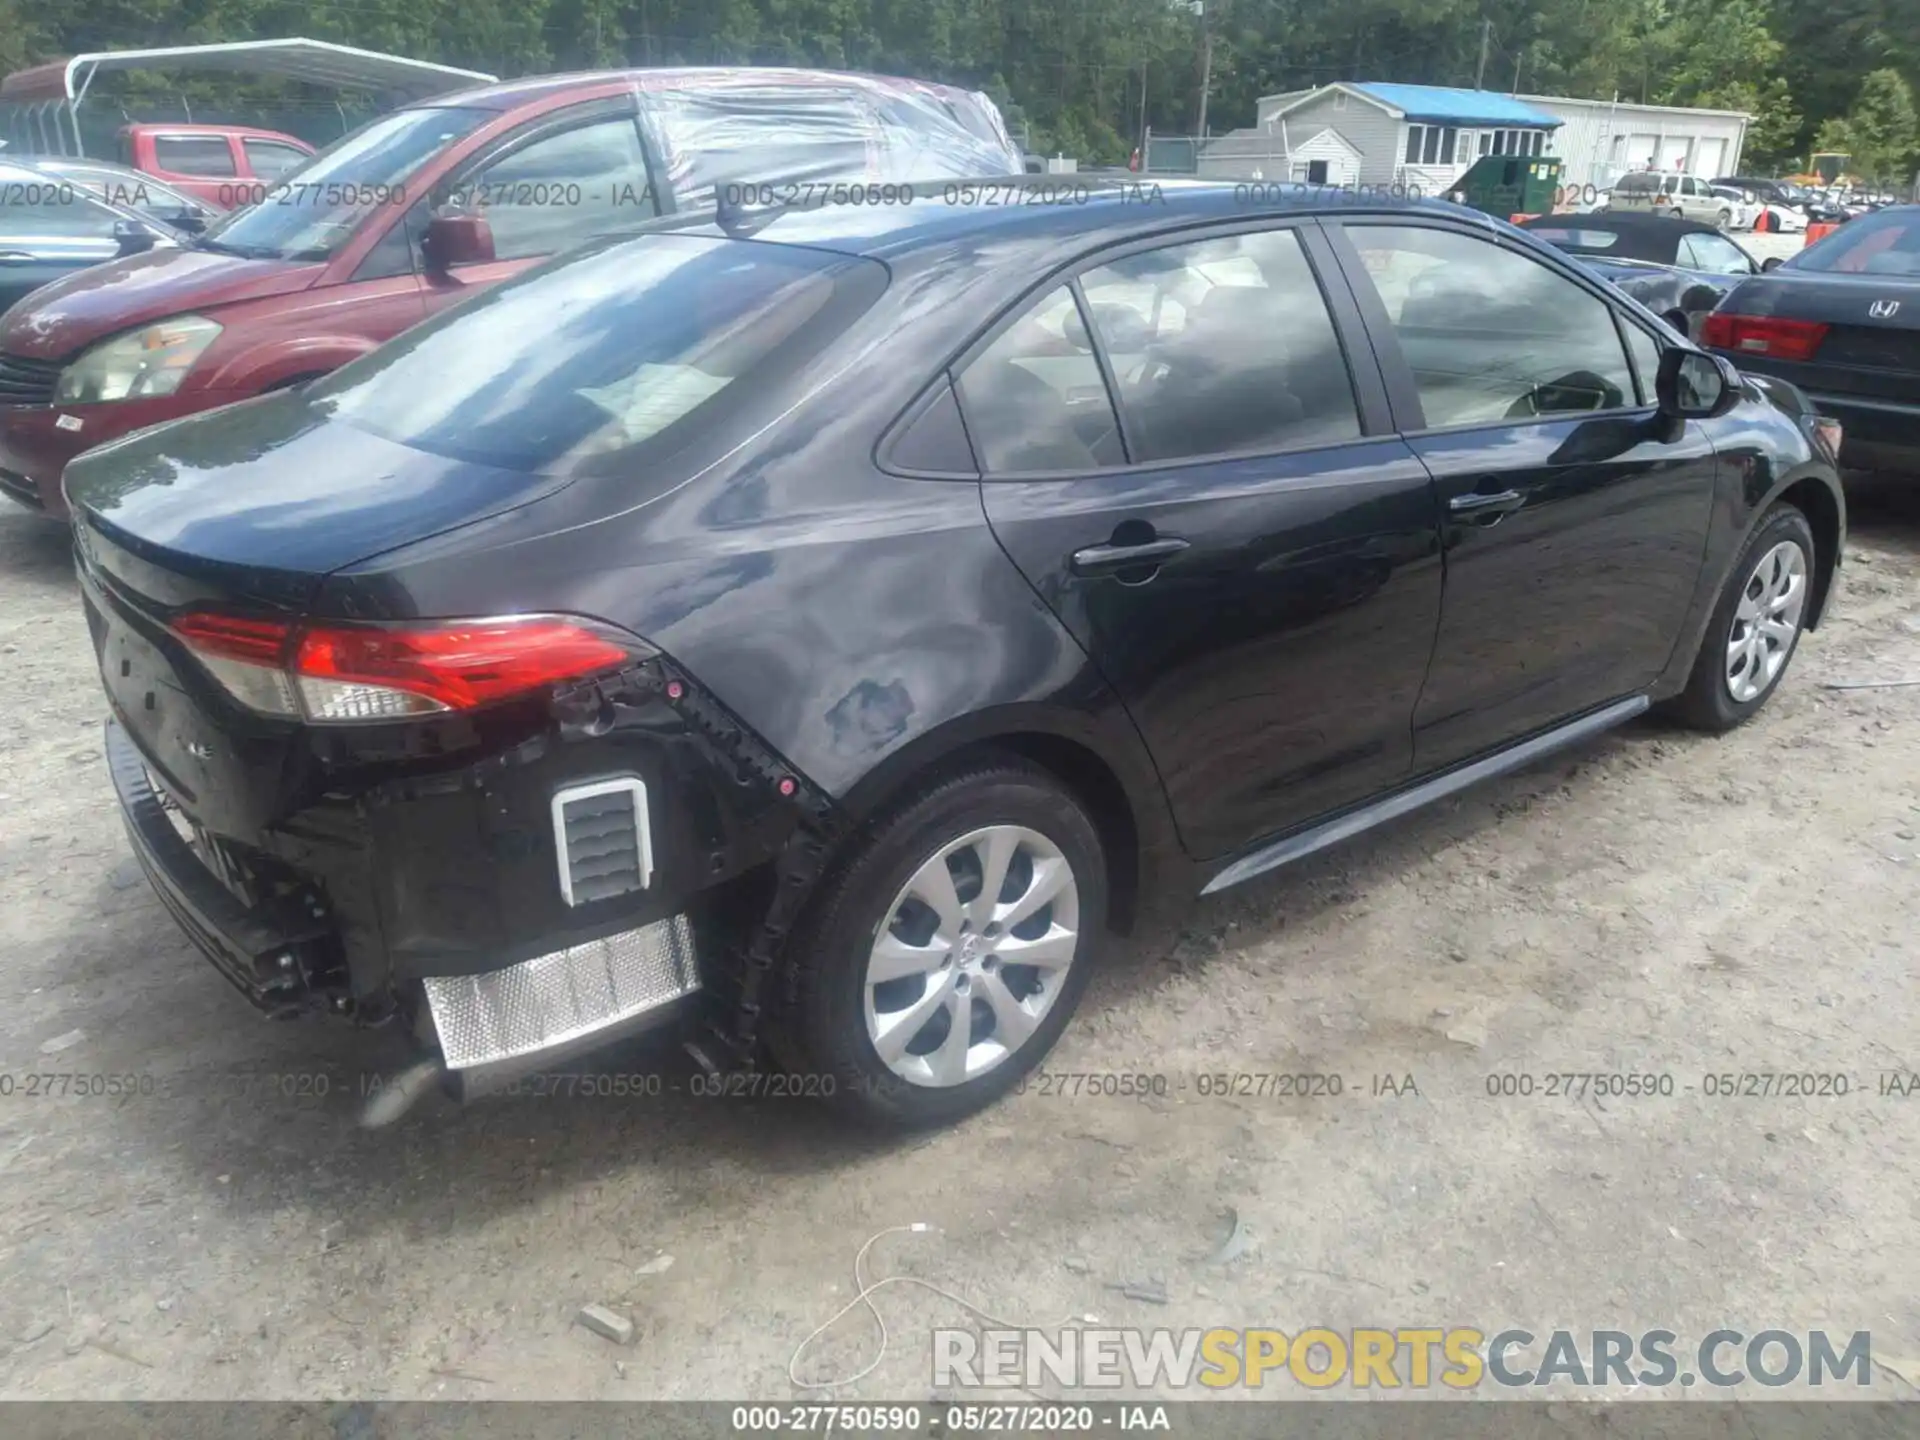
1350 83 1560 128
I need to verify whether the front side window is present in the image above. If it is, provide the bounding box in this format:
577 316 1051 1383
1344 224 1635 426
310 233 883 477
1079 228 1360 462
154 135 236 177
955 285 1125 473
198 106 492 261
446 115 654 262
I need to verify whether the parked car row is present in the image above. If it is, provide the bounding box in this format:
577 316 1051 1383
0 65 1871 1130
0 66 1022 515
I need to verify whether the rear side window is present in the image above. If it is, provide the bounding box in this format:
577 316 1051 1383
1345 224 1635 426
956 285 1125 473
312 233 884 476
243 139 309 180
153 136 237 176
1080 228 1360 462
0 185 121 239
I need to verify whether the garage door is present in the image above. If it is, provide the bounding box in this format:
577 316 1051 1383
1693 137 1727 177
1627 134 1660 170
1658 136 1691 170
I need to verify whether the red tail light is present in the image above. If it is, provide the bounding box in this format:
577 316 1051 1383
1700 312 1829 362
170 613 648 723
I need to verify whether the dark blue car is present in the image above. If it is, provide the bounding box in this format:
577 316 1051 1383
0 158 179 316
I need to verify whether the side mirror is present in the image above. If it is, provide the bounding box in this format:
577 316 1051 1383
1657 348 1740 420
422 213 495 272
1761 256 1784 272
170 209 208 235
112 219 157 257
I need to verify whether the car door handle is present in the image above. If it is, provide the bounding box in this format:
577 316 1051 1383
1069 537 1190 575
1448 489 1525 516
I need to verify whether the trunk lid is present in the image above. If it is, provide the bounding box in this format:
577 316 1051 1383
1714 272 1920 403
67 393 575 838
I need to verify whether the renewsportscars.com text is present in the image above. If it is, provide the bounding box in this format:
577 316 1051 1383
933 1327 1873 1390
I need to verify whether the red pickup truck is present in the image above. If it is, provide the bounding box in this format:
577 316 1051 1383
119 123 316 209
0 68 1021 519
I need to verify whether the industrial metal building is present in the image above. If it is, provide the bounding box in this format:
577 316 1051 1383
1518 94 1751 192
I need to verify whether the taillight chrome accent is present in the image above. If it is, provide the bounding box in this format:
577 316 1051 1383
168 612 650 723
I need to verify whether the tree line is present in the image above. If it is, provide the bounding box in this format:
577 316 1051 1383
2 0 1917 180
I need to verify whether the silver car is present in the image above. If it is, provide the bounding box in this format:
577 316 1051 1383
1610 170 1734 228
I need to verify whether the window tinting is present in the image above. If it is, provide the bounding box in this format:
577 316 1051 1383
154 136 236 177
311 234 883 476
450 116 654 261
957 286 1125 473
1347 224 1636 426
1079 228 1360 462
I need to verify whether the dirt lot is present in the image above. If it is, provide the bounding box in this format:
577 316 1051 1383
0 474 1916 1403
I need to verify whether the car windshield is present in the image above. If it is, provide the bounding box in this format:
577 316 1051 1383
1787 208 1920 276
310 233 887 475
196 106 491 261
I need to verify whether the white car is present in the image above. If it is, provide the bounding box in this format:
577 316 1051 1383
1709 184 1760 230
1759 202 1808 233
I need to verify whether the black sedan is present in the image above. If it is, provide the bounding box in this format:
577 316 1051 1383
64 182 1844 1129
1703 205 1920 474
1520 212 1765 338
0 159 176 315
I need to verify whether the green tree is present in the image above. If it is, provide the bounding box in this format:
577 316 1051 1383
1838 67 1919 179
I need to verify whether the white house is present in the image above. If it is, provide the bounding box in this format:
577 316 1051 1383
1201 82 1562 191
1195 81 1750 199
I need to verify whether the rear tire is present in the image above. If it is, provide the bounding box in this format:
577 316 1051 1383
1666 505 1816 732
1716 208 1732 230
764 759 1107 1129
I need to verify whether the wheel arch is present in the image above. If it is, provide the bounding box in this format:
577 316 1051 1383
832 704 1186 937
1772 472 1843 628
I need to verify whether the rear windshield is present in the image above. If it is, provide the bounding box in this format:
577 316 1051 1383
1613 173 1660 194
197 106 491 261
309 232 886 475
1787 208 1920 276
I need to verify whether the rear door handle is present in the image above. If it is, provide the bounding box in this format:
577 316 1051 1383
1069 537 1190 575
1448 488 1525 516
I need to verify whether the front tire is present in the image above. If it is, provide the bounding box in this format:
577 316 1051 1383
765 759 1107 1128
1667 505 1816 732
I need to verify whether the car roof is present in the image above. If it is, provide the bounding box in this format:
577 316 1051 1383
412 66 991 113
642 178 1471 265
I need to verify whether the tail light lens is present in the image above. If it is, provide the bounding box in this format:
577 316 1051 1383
1700 312 1829 362
170 613 649 723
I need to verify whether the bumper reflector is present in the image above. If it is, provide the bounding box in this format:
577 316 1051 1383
424 915 697 1072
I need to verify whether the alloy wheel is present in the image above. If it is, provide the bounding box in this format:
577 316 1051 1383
862 825 1079 1088
1725 540 1808 704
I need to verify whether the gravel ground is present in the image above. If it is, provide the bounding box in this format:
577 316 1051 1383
0 470 1915 1403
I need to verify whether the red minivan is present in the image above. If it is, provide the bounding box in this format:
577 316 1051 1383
0 67 1020 517
120 122 317 209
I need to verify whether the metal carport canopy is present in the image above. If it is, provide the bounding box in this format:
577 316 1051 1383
0 39 496 106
